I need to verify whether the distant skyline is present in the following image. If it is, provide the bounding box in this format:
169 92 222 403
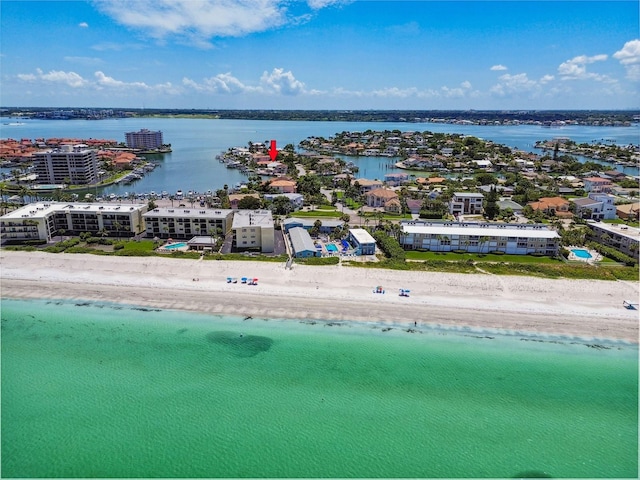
1 0 638 110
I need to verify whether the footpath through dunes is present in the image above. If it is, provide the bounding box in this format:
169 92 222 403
0 251 638 343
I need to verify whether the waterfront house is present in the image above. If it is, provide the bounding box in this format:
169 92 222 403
384 173 410 186
416 177 446 186
353 178 383 194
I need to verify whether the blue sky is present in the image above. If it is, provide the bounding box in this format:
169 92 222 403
1 0 638 110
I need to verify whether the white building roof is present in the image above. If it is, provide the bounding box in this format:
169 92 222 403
402 223 559 239
587 221 640 241
453 192 484 198
349 228 376 244
2 202 146 220
232 209 274 228
144 207 233 219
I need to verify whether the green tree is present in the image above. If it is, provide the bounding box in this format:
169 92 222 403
237 196 262 209
484 186 500 220
270 195 293 215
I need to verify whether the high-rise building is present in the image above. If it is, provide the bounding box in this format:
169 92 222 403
32 144 99 185
125 128 164 149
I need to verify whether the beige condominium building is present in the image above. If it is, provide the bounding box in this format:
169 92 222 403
232 209 275 253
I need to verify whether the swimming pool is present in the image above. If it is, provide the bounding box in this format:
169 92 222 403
325 243 338 252
164 242 188 250
571 248 592 259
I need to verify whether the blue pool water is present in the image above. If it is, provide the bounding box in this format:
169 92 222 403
164 242 187 250
326 243 338 252
572 249 592 259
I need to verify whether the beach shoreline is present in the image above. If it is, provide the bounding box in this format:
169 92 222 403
1 251 638 343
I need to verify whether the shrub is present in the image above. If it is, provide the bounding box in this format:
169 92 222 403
588 241 637 266
372 231 405 260
297 256 340 265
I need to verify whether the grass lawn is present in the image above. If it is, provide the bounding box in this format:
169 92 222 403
405 250 561 264
119 240 156 252
294 210 344 218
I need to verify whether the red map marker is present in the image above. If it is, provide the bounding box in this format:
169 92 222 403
268 139 278 161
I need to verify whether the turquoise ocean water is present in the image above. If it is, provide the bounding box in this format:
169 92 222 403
1 298 637 478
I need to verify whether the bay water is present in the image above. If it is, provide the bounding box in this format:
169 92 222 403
2 298 637 478
1 117 638 197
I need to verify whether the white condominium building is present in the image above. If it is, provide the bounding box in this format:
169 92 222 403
32 145 99 185
1 202 148 243
400 220 560 256
143 207 234 240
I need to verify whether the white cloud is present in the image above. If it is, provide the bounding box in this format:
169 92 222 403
306 0 348 8
613 39 640 80
78 22 89 28
613 39 640 65
260 68 305 95
307 0 353 10
91 42 144 52
490 72 551 98
64 56 104 66
490 65 507 71
92 0 326 47
558 54 609 81
182 68 306 96
539 74 554 84
94 71 151 90
18 68 90 88
14 68 178 94
183 72 259 94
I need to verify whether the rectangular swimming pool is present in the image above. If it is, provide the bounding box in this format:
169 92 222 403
325 243 338 252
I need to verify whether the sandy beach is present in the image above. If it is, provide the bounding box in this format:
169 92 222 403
1 250 638 343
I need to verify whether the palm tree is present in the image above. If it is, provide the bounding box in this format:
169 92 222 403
113 221 122 238
17 185 32 205
479 235 491 254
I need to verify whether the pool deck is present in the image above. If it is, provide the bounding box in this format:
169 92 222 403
158 243 190 252
567 246 602 263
